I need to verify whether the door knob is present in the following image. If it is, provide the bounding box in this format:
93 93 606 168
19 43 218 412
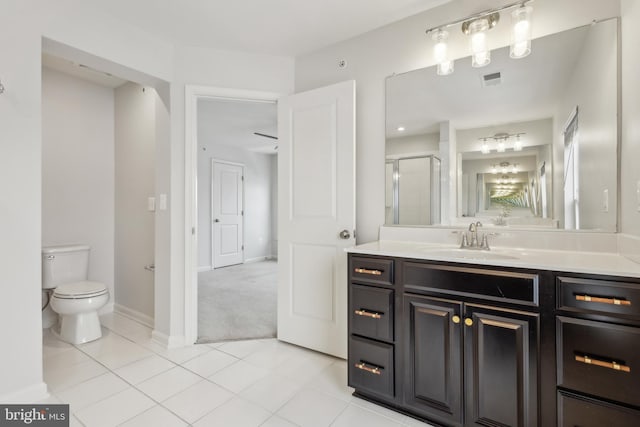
339 229 351 239
214 219 220 223
452 315 461 324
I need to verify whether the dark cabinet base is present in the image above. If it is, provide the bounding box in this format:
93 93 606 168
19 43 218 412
558 391 640 427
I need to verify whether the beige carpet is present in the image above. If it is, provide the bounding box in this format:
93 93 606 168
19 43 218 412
197 260 277 343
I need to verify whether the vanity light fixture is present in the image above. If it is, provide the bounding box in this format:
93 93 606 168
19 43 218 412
426 0 533 75
513 133 523 151
491 165 498 174
478 132 526 153
496 138 506 153
480 138 491 154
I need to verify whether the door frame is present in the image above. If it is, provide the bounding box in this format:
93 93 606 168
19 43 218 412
211 158 245 269
185 85 283 345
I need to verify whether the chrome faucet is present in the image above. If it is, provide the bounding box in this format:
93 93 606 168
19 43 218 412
460 221 489 250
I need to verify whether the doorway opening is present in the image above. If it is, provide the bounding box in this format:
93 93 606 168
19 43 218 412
195 96 278 343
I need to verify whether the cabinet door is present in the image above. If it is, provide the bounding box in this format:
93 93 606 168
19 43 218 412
464 304 539 427
404 295 463 426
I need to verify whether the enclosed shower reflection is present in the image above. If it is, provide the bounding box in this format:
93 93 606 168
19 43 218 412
386 155 441 225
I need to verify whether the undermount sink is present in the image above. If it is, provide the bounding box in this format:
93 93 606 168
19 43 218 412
421 248 519 261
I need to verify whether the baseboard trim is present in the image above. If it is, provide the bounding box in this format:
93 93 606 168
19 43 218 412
245 256 269 264
0 382 49 403
197 265 212 272
114 304 154 328
151 330 186 349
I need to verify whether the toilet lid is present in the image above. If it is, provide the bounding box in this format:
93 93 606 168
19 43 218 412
54 281 108 299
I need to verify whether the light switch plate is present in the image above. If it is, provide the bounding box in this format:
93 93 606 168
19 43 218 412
159 194 167 211
147 197 156 212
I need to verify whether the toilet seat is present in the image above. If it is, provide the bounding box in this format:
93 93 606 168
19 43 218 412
53 281 108 299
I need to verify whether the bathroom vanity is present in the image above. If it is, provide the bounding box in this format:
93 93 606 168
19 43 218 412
346 234 640 427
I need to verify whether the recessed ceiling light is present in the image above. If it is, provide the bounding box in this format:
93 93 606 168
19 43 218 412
397 126 405 132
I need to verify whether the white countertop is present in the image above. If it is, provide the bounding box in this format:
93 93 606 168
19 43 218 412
347 240 640 279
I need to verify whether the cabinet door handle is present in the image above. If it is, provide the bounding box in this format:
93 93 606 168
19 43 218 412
354 362 383 375
354 309 382 319
354 268 383 276
575 294 631 306
452 315 461 324
464 318 473 327
575 355 631 373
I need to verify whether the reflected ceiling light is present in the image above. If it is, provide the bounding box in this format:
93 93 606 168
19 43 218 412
511 163 518 174
425 1 533 76
497 139 506 153
511 5 533 58
397 126 405 132
491 165 498 174
513 134 523 151
432 29 454 75
480 138 490 154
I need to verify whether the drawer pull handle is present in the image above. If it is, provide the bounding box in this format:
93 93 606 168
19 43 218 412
575 295 631 306
355 362 383 375
354 268 383 276
575 355 631 373
354 309 382 319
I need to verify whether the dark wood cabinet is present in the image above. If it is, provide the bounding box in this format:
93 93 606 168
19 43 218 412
348 253 640 427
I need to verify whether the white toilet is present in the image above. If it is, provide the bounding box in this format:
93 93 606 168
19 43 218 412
42 244 109 344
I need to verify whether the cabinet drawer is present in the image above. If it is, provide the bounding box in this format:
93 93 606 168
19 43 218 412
350 284 394 341
403 262 539 306
350 256 394 286
557 316 640 407
348 335 395 399
557 276 640 319
558 390 640 427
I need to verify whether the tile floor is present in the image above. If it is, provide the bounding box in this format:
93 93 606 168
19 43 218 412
41 313 432 426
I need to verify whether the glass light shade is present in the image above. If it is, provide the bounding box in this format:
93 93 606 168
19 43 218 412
510 6 532 58
513 135 523 151
481 141 490 154
511 164 517 174
497 140 506 153
491 165 497 174
432 29 454 75
469 19 490 67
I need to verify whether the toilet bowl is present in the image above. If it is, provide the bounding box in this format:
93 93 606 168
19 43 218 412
42 245 109 344
50 281 109 344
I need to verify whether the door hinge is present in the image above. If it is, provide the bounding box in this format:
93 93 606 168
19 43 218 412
242 245 244 250
192 227 196 235
242 210 244 216
242 176 245 181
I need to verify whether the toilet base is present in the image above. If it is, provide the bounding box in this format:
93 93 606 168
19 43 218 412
56 311 103 345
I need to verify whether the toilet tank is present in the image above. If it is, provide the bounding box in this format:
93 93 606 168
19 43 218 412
42 244 90 289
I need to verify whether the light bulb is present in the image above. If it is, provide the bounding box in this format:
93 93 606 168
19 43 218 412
497 140 506 153
481 140 490 154
513 135 523 151
469 19 490 67
432 29 454 76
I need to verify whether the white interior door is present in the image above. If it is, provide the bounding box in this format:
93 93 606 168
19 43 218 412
212 160 244 268
277 80 356 359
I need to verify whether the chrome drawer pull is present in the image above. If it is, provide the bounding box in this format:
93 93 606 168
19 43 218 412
354 309 382 319
575 355 631 373
354 268 383 276
355 362 383 375
575 295 631 306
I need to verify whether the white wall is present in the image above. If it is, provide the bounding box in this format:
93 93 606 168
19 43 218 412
386 132 439 158
42 68 115 308
197 144 275 268
295 0 621 243
115 83 156 324
0 0 293 401
621 0 640 236
553 19 618 230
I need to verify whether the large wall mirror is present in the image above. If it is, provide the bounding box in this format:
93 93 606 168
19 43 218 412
385 19 619 231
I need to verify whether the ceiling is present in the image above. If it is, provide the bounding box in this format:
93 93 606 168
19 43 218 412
83 0 452 56
198 98 278 154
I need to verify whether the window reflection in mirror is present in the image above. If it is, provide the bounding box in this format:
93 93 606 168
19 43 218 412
385 19 618 231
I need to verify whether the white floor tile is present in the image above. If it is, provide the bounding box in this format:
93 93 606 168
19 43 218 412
217 339 275 359
331 404 404 427
242 344 296 370
208 360 269 393
277 389 348 427
274 351 336 385
119 405 189 427
99 313 152 343
114 354 176 385
56 372 130 411
400 415 436 426
260 415 299 427
240 373 302 412
304 360 354 402
137 366 202 402
193 397 271 427
43 329 76 359
69 415 84 427
182 349 238 377
351 397 411 424
77 331 153 369
142 341 213 364
75 388 155 427
44 359 108 393
162 380 234 424
44 347 92 371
